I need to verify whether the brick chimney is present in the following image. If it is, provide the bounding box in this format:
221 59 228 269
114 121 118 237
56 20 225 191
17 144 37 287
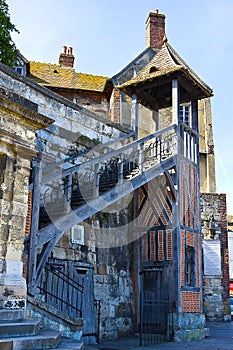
146 9 166 50
59 46 75 68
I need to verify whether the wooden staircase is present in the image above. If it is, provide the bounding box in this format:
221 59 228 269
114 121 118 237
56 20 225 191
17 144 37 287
20 122 198 346
28 123 197 296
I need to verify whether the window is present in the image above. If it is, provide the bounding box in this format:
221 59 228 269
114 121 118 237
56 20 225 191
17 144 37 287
13 66 26 75
185 247 195 286
179 104 190 126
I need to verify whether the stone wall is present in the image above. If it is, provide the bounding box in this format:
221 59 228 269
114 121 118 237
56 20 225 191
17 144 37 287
52 208 135 341
201 193 230 321
0 70 53 310
0 63 129 317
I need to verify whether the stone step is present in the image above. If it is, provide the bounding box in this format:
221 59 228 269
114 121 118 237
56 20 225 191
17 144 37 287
48 337 84 349
0 318 41 338
0 310 26 323
0 329 61 349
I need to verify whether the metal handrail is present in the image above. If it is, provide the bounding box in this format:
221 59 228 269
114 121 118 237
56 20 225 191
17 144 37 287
38 263 84 317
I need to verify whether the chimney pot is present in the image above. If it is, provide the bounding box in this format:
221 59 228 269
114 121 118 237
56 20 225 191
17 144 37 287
59 46 75 68
68 47 73 55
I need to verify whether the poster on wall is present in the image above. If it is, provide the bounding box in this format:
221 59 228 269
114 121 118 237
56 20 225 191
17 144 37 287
203 240 221 275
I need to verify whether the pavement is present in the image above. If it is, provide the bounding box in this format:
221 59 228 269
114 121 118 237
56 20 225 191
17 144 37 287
84 322 233 350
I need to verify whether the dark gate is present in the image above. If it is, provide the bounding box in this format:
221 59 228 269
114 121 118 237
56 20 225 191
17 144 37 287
38 259 96 344
139 269 174 346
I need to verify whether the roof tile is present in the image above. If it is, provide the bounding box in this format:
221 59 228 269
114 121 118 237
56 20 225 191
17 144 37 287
28 62 109 92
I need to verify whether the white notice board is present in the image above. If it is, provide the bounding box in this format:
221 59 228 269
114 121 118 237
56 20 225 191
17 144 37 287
203 240 221 275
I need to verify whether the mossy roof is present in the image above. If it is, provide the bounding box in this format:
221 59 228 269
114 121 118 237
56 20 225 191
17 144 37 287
28 62 110 92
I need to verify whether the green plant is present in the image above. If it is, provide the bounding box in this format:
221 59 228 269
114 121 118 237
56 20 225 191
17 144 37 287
0 0 19 67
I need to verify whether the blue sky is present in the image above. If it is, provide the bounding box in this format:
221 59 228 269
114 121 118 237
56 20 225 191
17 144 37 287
7 0 233 213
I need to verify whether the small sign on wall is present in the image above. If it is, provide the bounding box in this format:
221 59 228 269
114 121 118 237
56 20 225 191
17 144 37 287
71 225 84 245
203 240 221 275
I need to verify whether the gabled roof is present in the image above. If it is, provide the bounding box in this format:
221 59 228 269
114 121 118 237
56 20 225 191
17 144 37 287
28 62 111 93
118 43 213 108
16 49 29 65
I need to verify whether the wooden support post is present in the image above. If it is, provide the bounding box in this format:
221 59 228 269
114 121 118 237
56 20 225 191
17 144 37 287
152 110 159 132
119 92 123 126
28 159 41 295
172 79 180 125
172 79 183 157
191 99 199 163
191 99 198 132
131 94 139 140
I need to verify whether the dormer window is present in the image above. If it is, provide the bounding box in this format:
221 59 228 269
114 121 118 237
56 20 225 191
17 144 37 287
149 66 158 73
13 51 28 76
13 66 25 75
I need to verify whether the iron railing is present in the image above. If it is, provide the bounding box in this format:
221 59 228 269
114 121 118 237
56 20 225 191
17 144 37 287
38 262 84 318
39 124 179 227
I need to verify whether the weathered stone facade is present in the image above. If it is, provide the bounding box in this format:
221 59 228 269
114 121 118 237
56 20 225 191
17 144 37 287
201 193 230 321
0 67 53 311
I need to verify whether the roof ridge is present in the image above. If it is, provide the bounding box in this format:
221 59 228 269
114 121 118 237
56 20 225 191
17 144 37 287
166 43 213 93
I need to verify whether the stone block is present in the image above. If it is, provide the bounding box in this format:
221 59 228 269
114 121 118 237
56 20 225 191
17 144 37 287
5 260 23 275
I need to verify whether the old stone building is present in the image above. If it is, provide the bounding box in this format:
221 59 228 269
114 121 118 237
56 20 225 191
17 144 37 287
0 8 230 349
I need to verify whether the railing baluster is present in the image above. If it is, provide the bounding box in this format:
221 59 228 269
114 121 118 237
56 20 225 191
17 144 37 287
37 263 84 317
139 143 145 173
159 137 162 162
64 174 72 213
93 163 100 198
118 153 124 185
189 131 192 160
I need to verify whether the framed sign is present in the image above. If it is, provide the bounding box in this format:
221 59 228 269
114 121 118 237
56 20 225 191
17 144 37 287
203 240 221 275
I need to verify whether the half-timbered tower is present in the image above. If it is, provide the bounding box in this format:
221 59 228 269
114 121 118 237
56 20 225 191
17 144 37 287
112 11 213 341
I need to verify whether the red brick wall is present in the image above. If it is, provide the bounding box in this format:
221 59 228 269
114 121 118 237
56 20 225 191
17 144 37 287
111 88 121 124
186 231 195 247
218 195 229 301
166 229 173 260
196 237 200 287
180 229 185 286
182 292 201 313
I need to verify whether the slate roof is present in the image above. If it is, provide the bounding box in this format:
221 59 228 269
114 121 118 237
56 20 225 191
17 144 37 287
28 62 110 93
119 43 213 99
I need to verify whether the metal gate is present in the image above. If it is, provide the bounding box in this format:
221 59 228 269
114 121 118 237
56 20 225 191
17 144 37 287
139 293 174 346
139 269 175 346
